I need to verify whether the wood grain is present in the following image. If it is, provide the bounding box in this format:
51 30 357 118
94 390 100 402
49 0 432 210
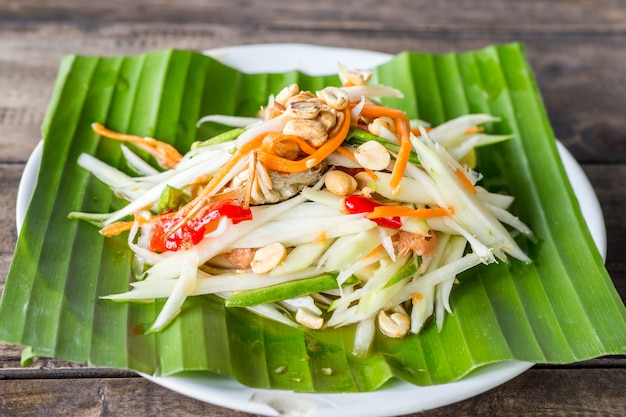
1 0 625 33
1 369 625 417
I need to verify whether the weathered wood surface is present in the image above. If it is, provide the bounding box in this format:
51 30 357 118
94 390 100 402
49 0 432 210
1 1 625 416
2 368 626 417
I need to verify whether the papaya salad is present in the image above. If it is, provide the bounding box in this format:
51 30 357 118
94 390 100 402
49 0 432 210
71 65 533 355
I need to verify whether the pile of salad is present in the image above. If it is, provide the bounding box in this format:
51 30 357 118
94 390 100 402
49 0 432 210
71 65 533 355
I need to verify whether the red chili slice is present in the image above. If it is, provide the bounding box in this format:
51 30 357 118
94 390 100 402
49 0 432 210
343 195 402 229
149 201 252 252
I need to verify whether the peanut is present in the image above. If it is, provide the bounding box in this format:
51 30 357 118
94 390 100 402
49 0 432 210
354 140 391 171
316 86 349 110
250 242 287 274
283 118 328 147
378 310 410 338
324 170 357 196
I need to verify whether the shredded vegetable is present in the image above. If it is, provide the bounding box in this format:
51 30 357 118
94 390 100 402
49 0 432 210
73 68 532 350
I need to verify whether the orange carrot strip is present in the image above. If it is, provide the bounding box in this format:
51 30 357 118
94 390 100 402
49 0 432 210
455 168 477 194
100 221 135 237
410 127 433 136
389 116 411 193
196 132 266 200
364 243 384 259
410 126 482 137
334 145 357 162
258 107 351 173
100 205 162 237
464 126 484 135
367 205 453 219
364 169 378 180
358 104 407 120
91 123 183 169
193 173 213 185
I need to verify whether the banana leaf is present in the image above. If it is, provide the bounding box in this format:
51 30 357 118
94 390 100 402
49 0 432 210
1 44 625 392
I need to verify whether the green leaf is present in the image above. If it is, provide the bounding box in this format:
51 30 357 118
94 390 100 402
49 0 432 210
1 44 625 393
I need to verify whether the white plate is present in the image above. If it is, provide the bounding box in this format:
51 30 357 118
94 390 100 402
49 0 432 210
16 44 607 417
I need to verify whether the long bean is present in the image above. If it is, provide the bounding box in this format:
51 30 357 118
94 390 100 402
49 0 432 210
225 274 356 307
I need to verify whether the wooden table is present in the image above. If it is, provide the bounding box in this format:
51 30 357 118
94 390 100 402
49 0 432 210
1 1 625 415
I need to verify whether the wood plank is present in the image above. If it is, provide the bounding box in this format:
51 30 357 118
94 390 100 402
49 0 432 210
1 0 625 33
0 23 624 163
0 377 244 417
0 368 625 416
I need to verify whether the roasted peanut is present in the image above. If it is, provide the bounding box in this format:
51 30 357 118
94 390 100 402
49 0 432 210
285 91 316 107
283 118 328 147
316 109 337 132
324 170 358 196
378 310 410 338
274 83 299 106
284 98 323 119
273 139 301 160
354 170 374 190
250 242 287 274
316 86 349 110
327 110 345 138
339 66 372 86
368 116 396 136
354 140 391 170
295 308 324 329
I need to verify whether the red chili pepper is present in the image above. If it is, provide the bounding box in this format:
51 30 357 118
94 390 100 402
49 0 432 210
149 200 252 252
343 195 402 229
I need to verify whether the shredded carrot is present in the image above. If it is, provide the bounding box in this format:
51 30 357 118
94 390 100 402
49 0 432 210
334 145 357 162
364 243 384 259
100 221 135 237
464 126 484 135
389 116 411 193
410 127 433 137
358 104 407 120
100 208 156 237
410 125 482 137
364 169 378 180
193 173 213 185
257 107 351 173
91 123 183 169
455 168 477 194
367 205 453 219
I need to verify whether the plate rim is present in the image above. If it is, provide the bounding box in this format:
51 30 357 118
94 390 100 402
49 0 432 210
14 43 607 417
